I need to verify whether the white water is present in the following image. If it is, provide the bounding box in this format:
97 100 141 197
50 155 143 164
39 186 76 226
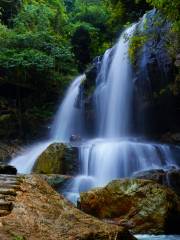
136 235 180 240
10 75 84 173
65 138 176 202
10 141 52 174
95 25 135 137
51 75 85 141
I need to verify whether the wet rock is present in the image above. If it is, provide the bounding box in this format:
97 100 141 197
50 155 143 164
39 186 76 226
133 168 180 196
132 10 180 136
0 164 17 175
79 179 180 234
0 175 135 240
33 143 79 175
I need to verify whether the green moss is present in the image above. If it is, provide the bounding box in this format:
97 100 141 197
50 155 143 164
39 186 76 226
128 34 148 64
13 235 25 240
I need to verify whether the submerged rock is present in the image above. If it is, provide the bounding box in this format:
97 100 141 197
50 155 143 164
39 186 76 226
0 175 135 240
79 179 180 234
33 143 79 175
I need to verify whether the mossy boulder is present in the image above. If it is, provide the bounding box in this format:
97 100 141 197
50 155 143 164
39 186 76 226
33 143 79 175
79 179 180 234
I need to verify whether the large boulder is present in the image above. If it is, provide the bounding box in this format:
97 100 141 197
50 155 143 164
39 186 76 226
79 179 180 234
0 175 135 240
133 168 180 196
33 143 79 175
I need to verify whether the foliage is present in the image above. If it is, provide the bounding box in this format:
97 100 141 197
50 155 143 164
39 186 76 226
128 34 148 63
146 0 180 32
0 0 75 89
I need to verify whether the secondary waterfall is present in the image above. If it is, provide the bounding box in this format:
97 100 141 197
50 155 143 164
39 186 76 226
10 75 84 173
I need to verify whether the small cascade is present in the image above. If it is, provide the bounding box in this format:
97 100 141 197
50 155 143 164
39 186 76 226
51 75 85 141
65 138 176 202
10 141 52 174
10 75 85 173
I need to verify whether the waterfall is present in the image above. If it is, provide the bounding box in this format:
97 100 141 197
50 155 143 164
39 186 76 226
51 75 85 141
100 25 135 137
65 24 178 202
10 75 85 173
10 21 178 202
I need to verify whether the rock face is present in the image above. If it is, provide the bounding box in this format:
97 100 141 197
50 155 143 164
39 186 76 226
33 143 79 175
133 168 180 196
0 175 135 240
0 164 17 175
79 179 180 234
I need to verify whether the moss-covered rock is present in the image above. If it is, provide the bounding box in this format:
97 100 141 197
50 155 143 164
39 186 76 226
79 179 180 234
33 143 79 175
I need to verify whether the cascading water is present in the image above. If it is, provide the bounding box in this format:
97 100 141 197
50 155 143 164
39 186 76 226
10 21 178 203
10 75 85 173
99 25 135 137
65 24 178 202
51 75 85 141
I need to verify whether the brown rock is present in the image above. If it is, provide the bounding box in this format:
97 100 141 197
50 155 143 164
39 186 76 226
0 175 135 240
79 179 180 234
